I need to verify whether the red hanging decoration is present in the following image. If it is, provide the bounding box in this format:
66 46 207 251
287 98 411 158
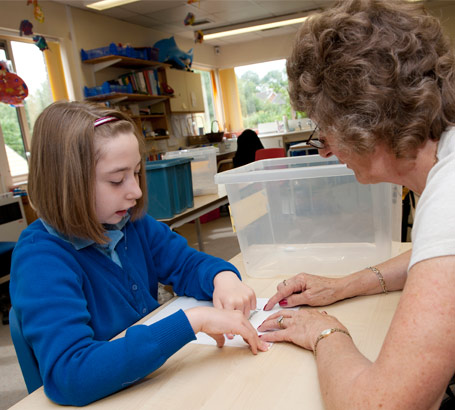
0 61 28 107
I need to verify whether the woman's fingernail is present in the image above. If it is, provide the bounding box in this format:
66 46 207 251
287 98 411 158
279 299 288 306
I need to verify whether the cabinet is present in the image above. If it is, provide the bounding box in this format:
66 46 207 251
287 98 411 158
165 68 204 113
82 55 172 141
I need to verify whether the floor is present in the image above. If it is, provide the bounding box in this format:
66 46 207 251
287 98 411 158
0 214 239 410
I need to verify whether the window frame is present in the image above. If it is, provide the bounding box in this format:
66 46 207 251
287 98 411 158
192 65 224 133
0 34 59 188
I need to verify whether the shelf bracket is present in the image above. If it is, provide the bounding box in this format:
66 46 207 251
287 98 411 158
109 96 128 104
93 58 122 73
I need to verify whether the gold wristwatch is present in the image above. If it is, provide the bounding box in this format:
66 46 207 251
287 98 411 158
313 328 351 357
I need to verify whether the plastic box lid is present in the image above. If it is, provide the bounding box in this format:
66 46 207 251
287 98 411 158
215 155 341 184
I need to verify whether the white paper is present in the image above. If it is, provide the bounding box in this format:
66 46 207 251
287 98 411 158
144 297 294 347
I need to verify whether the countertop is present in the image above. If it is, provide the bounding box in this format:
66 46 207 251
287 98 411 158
258 128 314 139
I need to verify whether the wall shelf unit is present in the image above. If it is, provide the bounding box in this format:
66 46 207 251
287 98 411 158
82 55 174 144
85 93 169 104
83 55 169 72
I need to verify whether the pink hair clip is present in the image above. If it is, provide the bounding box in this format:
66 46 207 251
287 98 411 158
94 116 119 128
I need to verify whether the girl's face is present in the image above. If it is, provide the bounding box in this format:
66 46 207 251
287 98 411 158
94 132 142 225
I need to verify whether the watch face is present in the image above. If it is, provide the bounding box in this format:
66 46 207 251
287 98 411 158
322 329 332 337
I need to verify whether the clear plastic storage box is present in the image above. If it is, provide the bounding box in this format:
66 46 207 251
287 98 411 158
215 155 401 278
163 147 217 196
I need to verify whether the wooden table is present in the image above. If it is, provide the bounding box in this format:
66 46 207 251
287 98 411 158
10 243 411 410
158 193 228 252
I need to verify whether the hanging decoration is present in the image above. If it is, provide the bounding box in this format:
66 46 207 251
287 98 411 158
21 0 49 50
19 19 34 36
0 61 28 107
184 1 202 42
27 0 45 23
194 30 204 44
184 12 195 26
33 3 45 22
32 35 49 51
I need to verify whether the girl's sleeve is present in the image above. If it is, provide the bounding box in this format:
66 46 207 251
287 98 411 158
141 216 241 300
10 235 196 406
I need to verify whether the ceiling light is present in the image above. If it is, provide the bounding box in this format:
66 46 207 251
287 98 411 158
203 16 309 40
86 0 140 11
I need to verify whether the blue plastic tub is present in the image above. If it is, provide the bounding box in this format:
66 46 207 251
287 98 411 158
81 43 142 61
145 158 193 219
83 82 133 97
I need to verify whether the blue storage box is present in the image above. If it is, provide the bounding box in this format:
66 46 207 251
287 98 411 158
81 43 142 61
83 82 133 97
134 47 159 61
145 158 193 219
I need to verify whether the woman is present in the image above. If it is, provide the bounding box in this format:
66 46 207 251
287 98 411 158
258 1 455 409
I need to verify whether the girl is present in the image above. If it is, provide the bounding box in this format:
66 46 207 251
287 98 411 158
10 101 267 406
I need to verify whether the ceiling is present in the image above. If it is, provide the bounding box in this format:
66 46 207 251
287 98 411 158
52 0 335 45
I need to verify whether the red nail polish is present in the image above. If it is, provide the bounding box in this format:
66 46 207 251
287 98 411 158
279 299 288 306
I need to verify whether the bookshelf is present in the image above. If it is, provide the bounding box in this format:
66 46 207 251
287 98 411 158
82 55 173 142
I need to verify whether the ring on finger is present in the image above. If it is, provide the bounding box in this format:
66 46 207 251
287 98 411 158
282 279 287 286
277 315 285 329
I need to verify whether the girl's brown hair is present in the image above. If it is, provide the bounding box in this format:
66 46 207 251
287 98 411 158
28 101 147 243
287 0 455 158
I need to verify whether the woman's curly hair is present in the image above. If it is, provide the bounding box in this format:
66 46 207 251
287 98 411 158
287 0 455 158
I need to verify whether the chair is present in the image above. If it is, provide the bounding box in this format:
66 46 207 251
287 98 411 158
0 241 16 325
254 147 286 161
9 307 43 393
217 158 233 172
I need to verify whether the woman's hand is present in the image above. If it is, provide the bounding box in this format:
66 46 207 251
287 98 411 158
263 273 345 311
213 271 257 317
257 309 345 351
185 306 269 354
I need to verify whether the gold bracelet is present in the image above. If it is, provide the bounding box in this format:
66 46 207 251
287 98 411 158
313 328 351 358
367 266 388 294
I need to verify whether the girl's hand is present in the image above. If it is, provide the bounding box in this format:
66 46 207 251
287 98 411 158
263 273 344 311
257 309 345 351
185 306 269 354
213 271 257 317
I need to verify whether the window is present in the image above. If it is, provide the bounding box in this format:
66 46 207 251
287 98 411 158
193 68 217 134
0 37 54 187
234 59 306 129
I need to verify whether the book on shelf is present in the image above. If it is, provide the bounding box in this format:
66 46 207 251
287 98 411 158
115 68 161 96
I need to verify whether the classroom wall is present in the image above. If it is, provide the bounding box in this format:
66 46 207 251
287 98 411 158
2 1 455 96
213 32 295 70
213 2 455 71
427 2 455 40
69 6 218 96
2 1 455 101
0 1 217 100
